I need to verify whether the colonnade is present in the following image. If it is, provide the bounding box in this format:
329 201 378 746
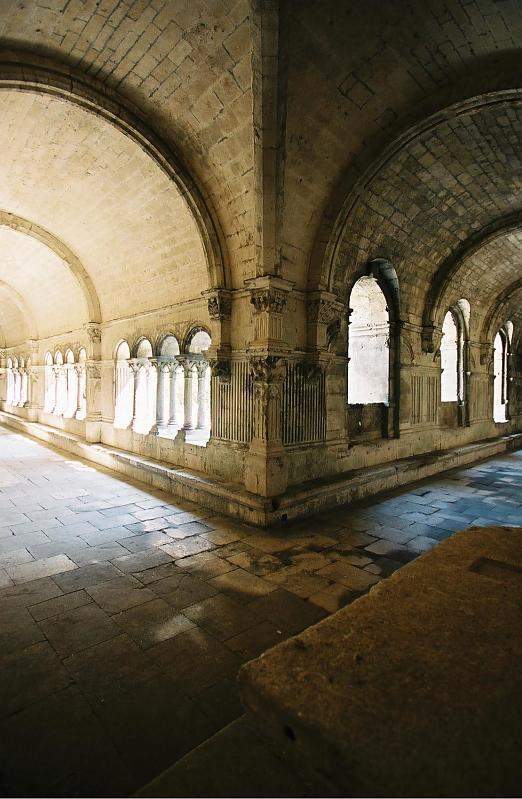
5 358 29 407
114 347 211 438
43 350 87 420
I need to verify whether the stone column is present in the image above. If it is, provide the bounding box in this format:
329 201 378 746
243 275 294 498
196 362 210 429
245 355 287 496
85 362 101 441
151 360 169 435
183 360 195 430
130 362 142 432
168 362 180 430
83 324 102 442
21 369 28 407
75 365 86 420
53 367 61 415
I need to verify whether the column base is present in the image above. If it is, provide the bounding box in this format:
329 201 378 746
85 418 101 443
245 446 288 498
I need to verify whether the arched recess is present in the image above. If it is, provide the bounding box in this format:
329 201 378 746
309 89 522 299
422 212 522 342
0 54 229 291
346 258 401 438
0 279 38 340
0 210 101 323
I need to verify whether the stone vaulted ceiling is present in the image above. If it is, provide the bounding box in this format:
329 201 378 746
0 89 209 344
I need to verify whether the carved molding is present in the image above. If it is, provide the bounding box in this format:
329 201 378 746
307 297 339 325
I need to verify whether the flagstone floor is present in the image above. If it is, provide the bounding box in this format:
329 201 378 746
0 424 520 796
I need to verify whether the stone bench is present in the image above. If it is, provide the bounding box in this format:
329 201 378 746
239 526 522 797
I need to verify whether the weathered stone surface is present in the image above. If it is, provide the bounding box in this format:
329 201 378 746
240 527 522 797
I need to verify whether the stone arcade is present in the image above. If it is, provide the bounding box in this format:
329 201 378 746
0 1 520 797
0 4 521 523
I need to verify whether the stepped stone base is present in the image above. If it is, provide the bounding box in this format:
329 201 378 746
0 411 520 528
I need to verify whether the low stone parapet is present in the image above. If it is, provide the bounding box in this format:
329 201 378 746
239 526 522 796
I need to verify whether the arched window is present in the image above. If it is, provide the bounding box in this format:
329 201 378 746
493 328 509 423
348 276 389 404
44 352 55 413
187 330 211 354
441 311 459 402
114 341 132 429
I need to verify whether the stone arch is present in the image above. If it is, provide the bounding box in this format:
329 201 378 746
0 54 229 291
480 278 522 346
114 340 131 361
184 327 212 354
309 89 522 294
157 333 180 358
133 338 153 359
0 210 101 323
422 212 522 335
0 279 38 339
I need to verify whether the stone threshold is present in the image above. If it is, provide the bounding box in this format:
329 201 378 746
0 410 520 528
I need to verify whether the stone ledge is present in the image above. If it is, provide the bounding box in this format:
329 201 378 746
0 411 520 528
239 526 522 797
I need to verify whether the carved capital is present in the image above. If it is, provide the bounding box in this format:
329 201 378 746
307 292 341 325
249 355 286 383
195 360 209 377
85 324 102 344
208 358 231 382
480 342 494 367
421 323 442 354
86 363 101 379
250 288 288 315
326 318 341 351
205 290 232 321
298 359 326 382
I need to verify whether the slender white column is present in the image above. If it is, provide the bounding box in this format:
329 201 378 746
152 362 169 435
21 370 28 406
74 365 86 419
53 367 61 415
130 362 142 432
196 362 209 429
183 361 195 430
168 362 179 428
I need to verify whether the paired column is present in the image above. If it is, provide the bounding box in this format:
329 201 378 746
75 364 87 420
151 360 170 435
168 362 181 429
183 360 195 431
196 362 210 429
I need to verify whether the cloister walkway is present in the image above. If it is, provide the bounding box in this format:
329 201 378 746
0 423 520 797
